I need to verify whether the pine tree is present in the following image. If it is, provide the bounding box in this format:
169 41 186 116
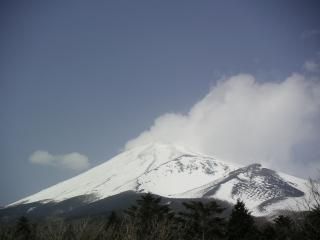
15 216 32 240
303 206 320 240
179 200 225 240
273 215 293 240
125 193 173 240
126 192 172 220
227 199 257 240
104 211 121 239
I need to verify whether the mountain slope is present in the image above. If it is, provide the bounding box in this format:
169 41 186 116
177 163 307 215
9 143 309 216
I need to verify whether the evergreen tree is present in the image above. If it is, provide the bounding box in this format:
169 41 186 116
14 216 32 240
227 199 257 240
303 206 320 240
126 192 172 220
179 200 225 240
302 177 320 240
125 193 173 240
273 215 293 240
104 211 121 239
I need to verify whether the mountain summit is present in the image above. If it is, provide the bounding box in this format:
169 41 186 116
9 143 308 216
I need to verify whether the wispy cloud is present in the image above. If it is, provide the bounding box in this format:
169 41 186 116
304 60 320 73
125 73 320 178
29 151 90 171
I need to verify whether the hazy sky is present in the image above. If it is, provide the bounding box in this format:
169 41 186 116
1 0 320 206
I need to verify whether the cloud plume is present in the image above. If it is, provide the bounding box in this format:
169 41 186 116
29 151 90 171
125 73 320 177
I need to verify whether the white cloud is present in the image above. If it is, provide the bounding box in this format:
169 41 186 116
29 151 90 171
304 60 320 73
125 73 320 177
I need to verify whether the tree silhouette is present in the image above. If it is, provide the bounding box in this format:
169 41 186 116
273 215 293 240
125 193 173 240
227 199 257 240
104 211 121 239
304 207 320 240
15 216 32 240
179 200 225 240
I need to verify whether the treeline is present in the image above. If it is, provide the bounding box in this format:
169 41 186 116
0 193 319 240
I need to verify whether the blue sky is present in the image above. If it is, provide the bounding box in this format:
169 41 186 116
1 0 320 205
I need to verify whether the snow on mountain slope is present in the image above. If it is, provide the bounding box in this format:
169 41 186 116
9 143 310 216
177 163 309 216
10 143 237 206
136 153 239 196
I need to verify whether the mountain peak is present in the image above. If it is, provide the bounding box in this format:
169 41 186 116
128 142 196 156
9 143 309 216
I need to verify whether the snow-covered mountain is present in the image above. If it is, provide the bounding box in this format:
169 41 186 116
9 143 309 216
